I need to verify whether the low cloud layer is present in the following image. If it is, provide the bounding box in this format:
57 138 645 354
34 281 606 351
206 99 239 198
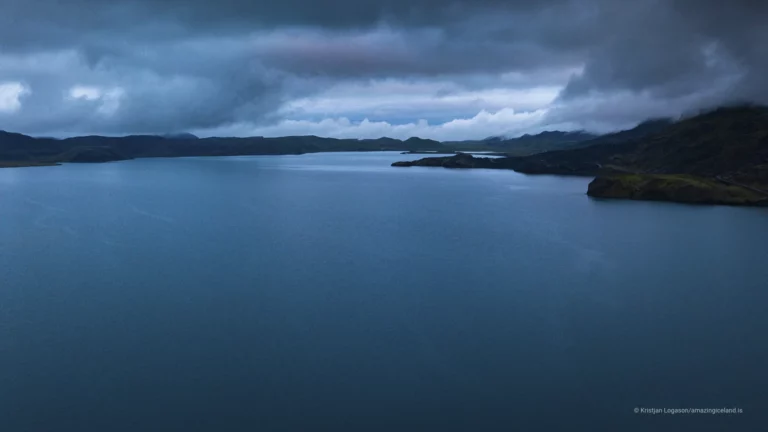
1 0 766 139
198 108 551 141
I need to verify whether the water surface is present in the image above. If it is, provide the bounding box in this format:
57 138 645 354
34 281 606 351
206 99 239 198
1 152 767 431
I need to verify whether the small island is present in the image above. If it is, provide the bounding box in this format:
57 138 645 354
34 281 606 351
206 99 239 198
392 152 491 168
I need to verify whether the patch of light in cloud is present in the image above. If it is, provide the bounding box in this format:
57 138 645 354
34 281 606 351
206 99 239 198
0 82 30 113
69 85 102 101
67 85 125 116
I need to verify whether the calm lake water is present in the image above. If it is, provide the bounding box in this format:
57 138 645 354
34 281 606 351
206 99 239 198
1 152 767 431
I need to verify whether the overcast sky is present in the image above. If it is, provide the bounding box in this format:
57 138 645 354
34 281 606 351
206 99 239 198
1 0 766 140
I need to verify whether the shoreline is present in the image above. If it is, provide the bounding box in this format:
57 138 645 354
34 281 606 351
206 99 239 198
393 153 768 207
0 161 61 168
0 149 469 169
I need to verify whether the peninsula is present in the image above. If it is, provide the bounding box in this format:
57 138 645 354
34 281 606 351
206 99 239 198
393 106 768 206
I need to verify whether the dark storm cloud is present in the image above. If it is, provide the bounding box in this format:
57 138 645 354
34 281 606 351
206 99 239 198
0 0 567 37
543 0 768 132
0 0 767 137
0 48 296 135
246 27 584 78
0 0 581 75
0 0 586 135
559 0 768 101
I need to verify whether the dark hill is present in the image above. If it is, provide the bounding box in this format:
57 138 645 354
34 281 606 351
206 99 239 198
444 130 600 156
162 133 199 140
623 106 768 186
494 130 597 148
393 105 768 206
56 146 130 163
580 119 673 147
503 106 768 184
442 122 672 157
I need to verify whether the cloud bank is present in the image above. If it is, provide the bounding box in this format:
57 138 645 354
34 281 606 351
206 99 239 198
1 0 766 139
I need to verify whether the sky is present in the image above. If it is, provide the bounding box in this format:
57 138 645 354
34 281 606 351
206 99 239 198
0 0 766 140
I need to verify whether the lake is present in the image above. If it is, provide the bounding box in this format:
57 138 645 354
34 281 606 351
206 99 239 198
1 152 767 431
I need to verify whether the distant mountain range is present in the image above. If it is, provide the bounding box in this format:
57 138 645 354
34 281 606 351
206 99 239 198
0 121 668 168
0 132 444 167
5 106 768 206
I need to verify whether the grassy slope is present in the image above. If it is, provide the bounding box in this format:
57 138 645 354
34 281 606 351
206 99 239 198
624 106 768 188
587 173 768 206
